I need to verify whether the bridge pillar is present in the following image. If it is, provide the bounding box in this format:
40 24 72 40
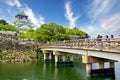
109 62 115 78
110 62 115 68
60 54 73 66
46 52 54 62
43 53 47 61
43 50 54 62
54 51 74 66
86 63 92 77
55 55 58 66
70 55 73 61
62 55 66 61
82 51 92 77
49 53 52 60
43 50 47 61
110 62 115 78
99 62 104 69
55 55 58 62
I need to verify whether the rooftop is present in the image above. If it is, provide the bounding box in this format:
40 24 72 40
15 12 28 17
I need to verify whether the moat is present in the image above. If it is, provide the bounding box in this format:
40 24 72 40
0 61 120 80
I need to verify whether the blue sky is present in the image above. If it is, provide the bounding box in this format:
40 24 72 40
0 0 120 37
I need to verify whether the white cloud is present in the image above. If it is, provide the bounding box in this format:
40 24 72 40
81 25 103 38
90 0 109 18
64 1 79 28
39 16 45 25
82 13 120 37
7 8 12 14
82 0 120 37
5 0 21 8
24 5 45 27
100 13 120 34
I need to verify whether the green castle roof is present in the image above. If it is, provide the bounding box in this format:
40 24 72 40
15 12 28 17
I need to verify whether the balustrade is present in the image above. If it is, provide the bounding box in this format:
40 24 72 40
42 38 120 51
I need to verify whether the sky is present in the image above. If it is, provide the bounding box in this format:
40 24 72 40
0 0 120 38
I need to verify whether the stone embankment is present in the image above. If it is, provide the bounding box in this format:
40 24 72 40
0 31 42 62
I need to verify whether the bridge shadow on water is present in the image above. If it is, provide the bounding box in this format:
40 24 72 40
88 76 115 80
89 68 115 80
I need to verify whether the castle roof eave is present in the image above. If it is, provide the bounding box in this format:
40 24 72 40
15 12 28 17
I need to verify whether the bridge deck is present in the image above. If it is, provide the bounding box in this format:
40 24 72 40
41 38 120 52
42 47 120 61
41 38 120 61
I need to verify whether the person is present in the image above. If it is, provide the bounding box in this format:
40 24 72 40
106 35 109 41
97 34 101 41
111 35 114 38
106 35 108 38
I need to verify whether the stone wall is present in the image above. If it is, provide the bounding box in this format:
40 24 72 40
0 31 37 62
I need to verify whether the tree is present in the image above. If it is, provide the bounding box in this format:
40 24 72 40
20 23 89 42
35 23 70 42
26 28 35 38
4 24 18 32
20 28 36 39
20 33 27 38
0 24 18 32
0 19 8 25
65 27 87 38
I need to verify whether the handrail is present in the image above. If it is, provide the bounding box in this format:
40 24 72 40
41 38 120 52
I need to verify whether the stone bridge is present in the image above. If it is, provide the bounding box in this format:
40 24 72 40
41 38 120 77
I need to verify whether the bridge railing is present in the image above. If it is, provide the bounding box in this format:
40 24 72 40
41 38 120 52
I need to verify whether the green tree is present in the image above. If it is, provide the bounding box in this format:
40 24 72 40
20 33 27 38
20 28 35 39
0 19 8 25
0 24 18 32
4 24 18 32
65 27 87 38
26 28 35 38
20 23 89 42
36 23 69 42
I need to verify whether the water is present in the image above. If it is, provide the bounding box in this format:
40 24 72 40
0 61 119 80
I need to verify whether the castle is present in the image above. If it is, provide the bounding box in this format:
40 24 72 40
14 11 33 32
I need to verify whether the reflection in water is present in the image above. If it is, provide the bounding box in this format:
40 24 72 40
54 65 58 80
0 61 119 80
43 63 46 78
88 77 115 80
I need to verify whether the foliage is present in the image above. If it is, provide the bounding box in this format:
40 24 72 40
0 19 18 32
0 19 8 25
0 24 18 32
20 33 27 38
20 23 88 42
35 48 42 53
26 28 35 38
20 28 36 39
65 27 88 38
35 23 70 42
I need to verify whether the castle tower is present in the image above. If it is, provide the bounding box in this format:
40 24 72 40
14 11 33 32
